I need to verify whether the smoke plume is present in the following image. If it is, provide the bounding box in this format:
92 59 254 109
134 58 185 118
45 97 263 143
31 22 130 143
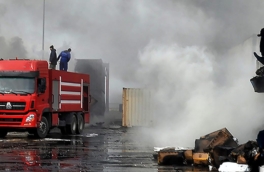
0 36 27 59
0 1 264 145
133 40 264 147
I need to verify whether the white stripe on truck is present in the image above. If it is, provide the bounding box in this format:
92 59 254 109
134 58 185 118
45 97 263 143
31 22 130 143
61 91 81 95
61 82 81 87
61 100 81 104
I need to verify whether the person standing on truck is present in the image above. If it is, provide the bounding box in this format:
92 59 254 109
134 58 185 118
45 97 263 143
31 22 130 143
49 45 57 70
57 48 71 71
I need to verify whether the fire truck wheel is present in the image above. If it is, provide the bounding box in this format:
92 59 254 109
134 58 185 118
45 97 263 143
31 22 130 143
66 115 77 135
0 130 7 138
35 116 49 138
76 114 84 134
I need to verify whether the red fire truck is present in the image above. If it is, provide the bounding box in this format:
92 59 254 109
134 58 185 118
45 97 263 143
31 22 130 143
0 59 90 138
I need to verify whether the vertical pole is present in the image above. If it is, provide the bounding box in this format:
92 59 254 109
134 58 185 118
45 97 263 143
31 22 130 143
42 0 46 60
104 63 109 116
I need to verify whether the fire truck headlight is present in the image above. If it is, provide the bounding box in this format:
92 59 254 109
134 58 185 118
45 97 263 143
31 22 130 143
25 114 35 122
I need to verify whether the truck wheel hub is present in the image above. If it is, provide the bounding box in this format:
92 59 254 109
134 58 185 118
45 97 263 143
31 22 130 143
39 122 47 134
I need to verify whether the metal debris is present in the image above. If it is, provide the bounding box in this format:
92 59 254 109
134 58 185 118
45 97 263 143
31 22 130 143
154 127 264 171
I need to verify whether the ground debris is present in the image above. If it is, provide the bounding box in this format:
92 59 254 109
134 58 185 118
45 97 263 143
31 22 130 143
154 128 264 171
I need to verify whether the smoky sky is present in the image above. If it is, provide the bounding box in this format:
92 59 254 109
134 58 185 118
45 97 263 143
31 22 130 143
0 0 264 103
0 36 27 59
0 0 264 147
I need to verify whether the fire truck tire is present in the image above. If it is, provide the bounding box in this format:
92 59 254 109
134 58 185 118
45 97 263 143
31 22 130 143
34 116 49 138
0 130 7 138
66 115 77 135
76 113 84 134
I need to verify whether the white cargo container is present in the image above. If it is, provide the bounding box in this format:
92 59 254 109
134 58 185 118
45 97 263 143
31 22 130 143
122 88 153 127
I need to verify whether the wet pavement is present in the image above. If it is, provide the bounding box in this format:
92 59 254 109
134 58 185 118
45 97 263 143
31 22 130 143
0 125 211 172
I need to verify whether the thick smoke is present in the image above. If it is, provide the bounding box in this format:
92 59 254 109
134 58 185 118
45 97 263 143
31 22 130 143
0 1 264 145
131 40 264 147
3 0 264 103
0 36 27 59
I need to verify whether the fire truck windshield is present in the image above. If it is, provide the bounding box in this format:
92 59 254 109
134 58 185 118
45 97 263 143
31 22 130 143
0 77 35 94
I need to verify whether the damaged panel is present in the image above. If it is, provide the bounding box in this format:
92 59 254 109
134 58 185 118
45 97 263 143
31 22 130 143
158 150 182 165
200 128 233 140
211 146 235 168
193 153 209 165
197 128 238 153
250 76 264 93
184 150 193 163
195 139 211 153
194 128 238 167
122 88 153 127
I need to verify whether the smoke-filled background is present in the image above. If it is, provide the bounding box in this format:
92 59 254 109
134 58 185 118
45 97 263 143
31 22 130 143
0 0 264 146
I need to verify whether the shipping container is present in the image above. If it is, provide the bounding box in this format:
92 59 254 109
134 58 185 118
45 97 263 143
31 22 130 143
122 88 153 127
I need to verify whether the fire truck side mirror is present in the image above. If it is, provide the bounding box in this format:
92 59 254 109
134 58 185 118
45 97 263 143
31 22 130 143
38 78 46 93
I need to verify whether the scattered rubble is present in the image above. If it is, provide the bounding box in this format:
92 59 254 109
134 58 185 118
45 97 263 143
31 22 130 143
154 128 264 171
250 75 264 93
256 67 264 76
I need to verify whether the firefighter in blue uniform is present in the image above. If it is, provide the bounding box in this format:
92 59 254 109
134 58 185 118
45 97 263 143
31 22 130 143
57 48 71 71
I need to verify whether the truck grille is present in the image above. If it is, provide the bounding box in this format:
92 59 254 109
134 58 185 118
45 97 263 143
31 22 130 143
0 118 22 122
0 118 22 125
0 102 26 110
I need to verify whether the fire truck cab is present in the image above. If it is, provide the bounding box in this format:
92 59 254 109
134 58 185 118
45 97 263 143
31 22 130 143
0 59 90 138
